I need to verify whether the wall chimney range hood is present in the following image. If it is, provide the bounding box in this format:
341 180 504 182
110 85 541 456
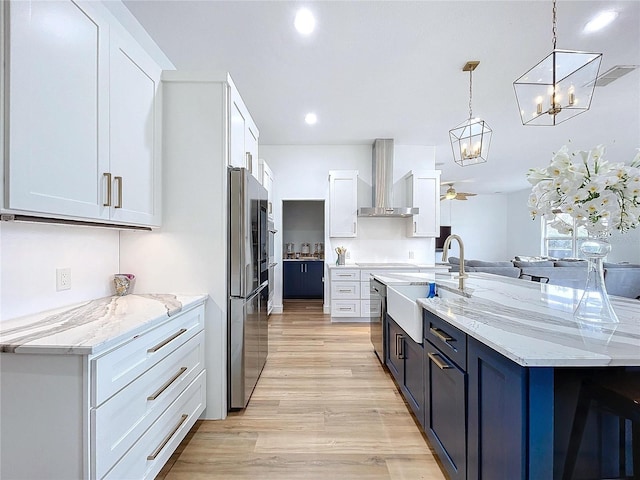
358 139 418 217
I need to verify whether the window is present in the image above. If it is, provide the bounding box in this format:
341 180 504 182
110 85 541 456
543 213 588 258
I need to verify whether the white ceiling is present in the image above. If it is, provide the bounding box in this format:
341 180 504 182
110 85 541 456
122 0 640 194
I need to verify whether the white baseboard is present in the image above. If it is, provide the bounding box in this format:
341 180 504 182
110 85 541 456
272 304 283 314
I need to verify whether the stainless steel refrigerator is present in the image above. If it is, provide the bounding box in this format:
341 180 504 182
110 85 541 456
228 167 269 410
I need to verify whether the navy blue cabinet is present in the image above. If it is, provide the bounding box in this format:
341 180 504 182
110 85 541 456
424 311 467 480
386 315 404 381
386 315 425 427
467 337 554 480
283 261 323 299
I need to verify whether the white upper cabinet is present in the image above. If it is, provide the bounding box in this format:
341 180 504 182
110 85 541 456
108 28 162 226
259 159 274 220
6 0 110 220
5 0 162 227
229 81 260 181
406 170 441 237
329 170 358 238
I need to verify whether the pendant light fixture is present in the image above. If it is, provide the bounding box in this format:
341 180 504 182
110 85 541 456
513 0 602 126
449 61 492 167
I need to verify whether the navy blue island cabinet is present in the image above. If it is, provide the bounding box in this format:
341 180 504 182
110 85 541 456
467 336 554 480
283 261 324 299
386 315 425 428
419 310 555 480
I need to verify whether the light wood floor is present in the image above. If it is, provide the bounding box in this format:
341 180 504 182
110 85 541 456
156 300 446 479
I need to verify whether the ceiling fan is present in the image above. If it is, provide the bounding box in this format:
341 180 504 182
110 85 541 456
440 182 477 201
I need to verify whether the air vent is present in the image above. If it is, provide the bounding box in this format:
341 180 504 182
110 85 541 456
595 65 639 86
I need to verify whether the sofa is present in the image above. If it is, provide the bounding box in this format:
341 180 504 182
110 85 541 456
447 257 640 299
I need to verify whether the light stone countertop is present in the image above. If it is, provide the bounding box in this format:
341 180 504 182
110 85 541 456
0 294 207 355
327 263 450 270
411 273 640 367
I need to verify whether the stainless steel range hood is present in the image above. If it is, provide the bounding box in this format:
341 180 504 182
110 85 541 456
358 139 418 217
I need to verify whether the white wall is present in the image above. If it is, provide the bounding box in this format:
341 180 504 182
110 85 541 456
442 194 509 262
0 222 119 320
445 187 640 263
282 200 324 251
506 188 542 259
260 144 437 313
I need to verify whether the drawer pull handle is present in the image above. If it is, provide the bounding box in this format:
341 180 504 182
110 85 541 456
430 327 453 343
103 173 112 206
337 274 352 277
147 367 188 401
338 289 352 293
147 413 189 460
148 328 187 353
114 176 123 208
428 352 452 370
338 307 352 311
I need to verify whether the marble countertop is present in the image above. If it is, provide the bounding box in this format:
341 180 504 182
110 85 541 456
414 273 640 367
0 294 207 355
328 263 449 270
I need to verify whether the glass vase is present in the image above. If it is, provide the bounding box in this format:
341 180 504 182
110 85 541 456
573 232 619 324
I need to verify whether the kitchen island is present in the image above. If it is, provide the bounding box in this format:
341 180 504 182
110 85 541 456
377 272 639 480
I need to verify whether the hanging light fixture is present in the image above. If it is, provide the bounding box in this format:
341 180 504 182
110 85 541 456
513 0 602 126
449 61 492 167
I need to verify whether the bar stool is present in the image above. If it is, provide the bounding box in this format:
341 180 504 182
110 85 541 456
562 372 640 480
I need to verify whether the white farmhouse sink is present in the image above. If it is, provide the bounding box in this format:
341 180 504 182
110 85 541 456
387 285 430 344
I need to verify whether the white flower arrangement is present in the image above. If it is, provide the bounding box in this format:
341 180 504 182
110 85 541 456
526 145 640 235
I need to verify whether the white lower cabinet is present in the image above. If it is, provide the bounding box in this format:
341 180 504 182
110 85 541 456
103 370 206 480
0 301 206 480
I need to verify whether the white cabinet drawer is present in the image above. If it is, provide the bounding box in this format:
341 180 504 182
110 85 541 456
93 331 205 479
331 281 360 299
331 300 361 317
361 299 381 317
92 304 205 406
103 370 206 480
330 269 360 281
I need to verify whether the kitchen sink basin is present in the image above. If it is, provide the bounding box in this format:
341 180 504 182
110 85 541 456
387 284 431 344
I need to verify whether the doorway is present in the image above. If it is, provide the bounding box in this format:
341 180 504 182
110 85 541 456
282 200 325 302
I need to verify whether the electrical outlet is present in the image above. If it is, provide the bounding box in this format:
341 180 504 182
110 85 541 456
409 251 415 259
56 268 71 291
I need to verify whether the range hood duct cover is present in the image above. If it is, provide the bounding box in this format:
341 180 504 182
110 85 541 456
358 139 419 217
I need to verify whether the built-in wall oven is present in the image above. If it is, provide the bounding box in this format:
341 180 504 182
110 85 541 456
267 220 277 315
370 278 386 364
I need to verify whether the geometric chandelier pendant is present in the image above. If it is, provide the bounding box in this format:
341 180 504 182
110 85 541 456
513 1 602 126
449 61 492 166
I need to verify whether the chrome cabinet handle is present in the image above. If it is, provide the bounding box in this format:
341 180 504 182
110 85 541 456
103 173 112 206
428 352 452 370
246 152 252 173
430 327 453 344
114 176 123 208
353 222 356 234
338 289 351 293
396 333 404 359
147 367 188 401
414 221 417 233
338 307 352 311
147 328 187 353
147 414 189 460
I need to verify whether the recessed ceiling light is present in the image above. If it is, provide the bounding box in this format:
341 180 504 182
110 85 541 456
294 8 315 35
584 10 618 33
305 113 317 125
